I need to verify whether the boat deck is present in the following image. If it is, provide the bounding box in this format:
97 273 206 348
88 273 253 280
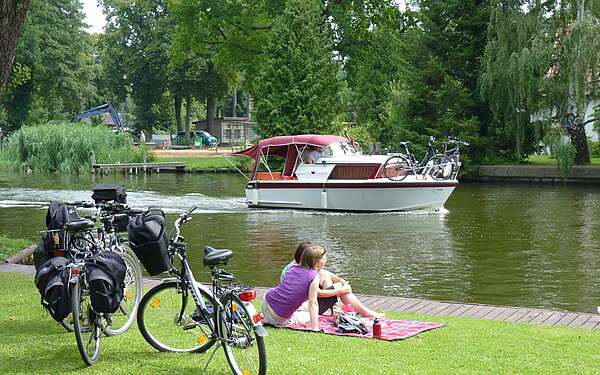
3 262 599 329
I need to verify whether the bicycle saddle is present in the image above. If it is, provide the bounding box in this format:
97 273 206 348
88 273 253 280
399 142 411 147
203 246 233 267
64 219 95 232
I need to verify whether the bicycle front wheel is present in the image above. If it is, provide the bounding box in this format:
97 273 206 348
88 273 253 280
426 154 454 180
220 292 267 375
72 278 101 366
103 248 143 336
137 281 217 353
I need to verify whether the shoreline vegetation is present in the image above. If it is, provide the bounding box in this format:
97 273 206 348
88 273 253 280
2 271 600 374
0 123 152 174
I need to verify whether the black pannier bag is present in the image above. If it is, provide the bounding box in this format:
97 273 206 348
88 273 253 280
34 202 82 270
91 184 127 204
34 256 71 321
127 210 170 276
86 251 127 313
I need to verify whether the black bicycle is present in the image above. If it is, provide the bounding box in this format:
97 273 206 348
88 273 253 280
382 137 454 181
137 206 267 375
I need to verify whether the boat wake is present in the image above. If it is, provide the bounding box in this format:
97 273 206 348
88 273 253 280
0 188 247 213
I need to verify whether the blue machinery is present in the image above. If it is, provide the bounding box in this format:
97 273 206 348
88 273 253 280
74 103 126 131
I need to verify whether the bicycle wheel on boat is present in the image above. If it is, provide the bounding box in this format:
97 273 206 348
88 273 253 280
426 154 454 180
103 248 143 336
137 281 217 353
71 277 101 366
382 155 413 181
219 292 266 375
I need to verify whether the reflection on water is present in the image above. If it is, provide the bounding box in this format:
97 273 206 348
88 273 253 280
1 170 600 312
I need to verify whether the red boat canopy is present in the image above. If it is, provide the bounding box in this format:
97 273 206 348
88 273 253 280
234 134 347 160
234 134 348 179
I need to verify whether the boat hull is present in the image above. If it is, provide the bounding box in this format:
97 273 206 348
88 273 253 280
244 180 457 212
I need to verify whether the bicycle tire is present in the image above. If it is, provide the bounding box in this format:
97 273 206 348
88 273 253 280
72 277 101 366
60 316 74 332
382 155 412 181
102 248 143 336
426 154 454 181
137 281 217 353
219 292 267 375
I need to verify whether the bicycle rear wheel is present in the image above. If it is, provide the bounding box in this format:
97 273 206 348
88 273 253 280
220 292 266 375
72 278 101 366
137 281 217 353
382 155 412 181
103 248 143 336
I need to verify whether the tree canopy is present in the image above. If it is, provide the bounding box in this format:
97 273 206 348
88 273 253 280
2 0 599 165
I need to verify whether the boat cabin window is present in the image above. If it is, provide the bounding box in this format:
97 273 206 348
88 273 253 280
320 141 361 158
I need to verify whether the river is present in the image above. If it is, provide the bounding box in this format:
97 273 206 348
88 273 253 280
1 170 599 312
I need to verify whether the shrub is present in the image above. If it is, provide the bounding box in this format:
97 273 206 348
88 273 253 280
589 140 600 158
0 122 143 173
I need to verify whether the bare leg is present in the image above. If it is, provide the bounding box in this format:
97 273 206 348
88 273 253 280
339 293 381 318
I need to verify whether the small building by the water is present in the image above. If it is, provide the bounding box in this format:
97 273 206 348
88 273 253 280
192 117 257 146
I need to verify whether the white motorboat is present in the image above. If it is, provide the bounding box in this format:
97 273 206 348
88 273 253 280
234 134 459 212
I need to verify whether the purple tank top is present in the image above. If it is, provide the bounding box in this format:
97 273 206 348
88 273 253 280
265 265 318 319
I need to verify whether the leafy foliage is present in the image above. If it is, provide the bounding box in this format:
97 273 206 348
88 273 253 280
253 0 341 138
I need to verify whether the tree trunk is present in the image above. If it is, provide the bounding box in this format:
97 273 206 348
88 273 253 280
174 95 182 133
232 87 237 117
569 120 590 165
207 96 216 135
0 0 31 91
185 95 191 143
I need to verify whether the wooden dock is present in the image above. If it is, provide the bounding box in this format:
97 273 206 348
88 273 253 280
92 162 186 174
3 262 600 329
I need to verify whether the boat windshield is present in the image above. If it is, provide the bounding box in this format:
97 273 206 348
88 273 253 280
320 141 362 157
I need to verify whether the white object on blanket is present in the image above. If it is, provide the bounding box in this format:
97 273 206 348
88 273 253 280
289 311 311 324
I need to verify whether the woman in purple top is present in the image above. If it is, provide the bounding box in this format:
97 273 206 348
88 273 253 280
262 245 325 330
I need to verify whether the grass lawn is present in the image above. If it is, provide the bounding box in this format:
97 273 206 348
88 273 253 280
525 154 600 165
0 235 31 261
153 156 246 172
2 272 600 374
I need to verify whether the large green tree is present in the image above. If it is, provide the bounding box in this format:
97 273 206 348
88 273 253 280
481 0 600 164
100 0 171 134
381 0 491 158
2 0 96 129
253 0 341 138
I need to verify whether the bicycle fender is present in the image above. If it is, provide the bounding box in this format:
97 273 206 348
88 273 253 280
254 325 268 337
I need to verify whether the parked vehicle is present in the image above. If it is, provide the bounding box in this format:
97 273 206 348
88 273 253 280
176 130 218 146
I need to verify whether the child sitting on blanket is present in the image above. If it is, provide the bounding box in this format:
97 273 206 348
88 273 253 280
281 241 379 318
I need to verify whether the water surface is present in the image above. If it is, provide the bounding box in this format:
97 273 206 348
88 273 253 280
1 170 599 312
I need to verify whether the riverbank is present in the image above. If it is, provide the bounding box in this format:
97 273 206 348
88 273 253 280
2 271 600 373
475 165 600 184
0 235 31 262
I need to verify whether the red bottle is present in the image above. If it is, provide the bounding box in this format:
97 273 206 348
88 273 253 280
372 318 382 338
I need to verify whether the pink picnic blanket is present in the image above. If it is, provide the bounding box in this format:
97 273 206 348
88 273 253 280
284 315 444 341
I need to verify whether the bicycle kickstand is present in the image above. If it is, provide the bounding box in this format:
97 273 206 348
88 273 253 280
200 343 221 374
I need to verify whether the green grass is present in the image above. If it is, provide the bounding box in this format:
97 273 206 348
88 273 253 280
153 156 249 172
525 154 600 165
2 272 600 374
0 235 30 261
